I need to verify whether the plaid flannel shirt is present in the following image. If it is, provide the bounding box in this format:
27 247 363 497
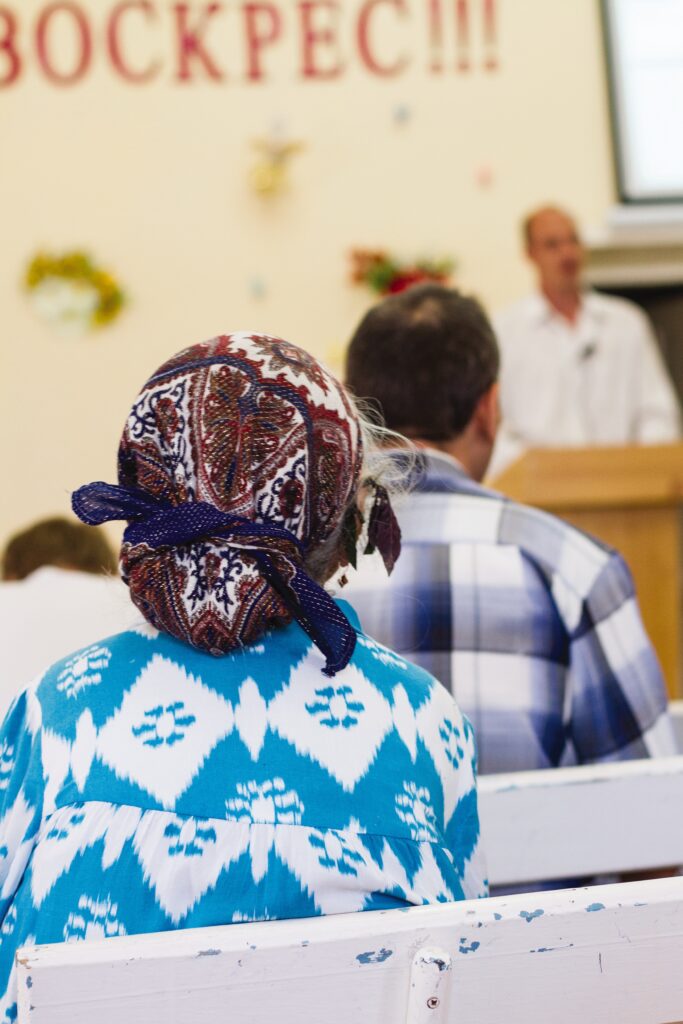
346 450 675 774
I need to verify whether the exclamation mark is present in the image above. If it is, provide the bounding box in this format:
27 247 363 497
428 0 444 73
483 0 498 70
456 0 470 72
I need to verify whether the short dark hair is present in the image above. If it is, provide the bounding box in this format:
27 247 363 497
2 516 118 581
345 284 499 440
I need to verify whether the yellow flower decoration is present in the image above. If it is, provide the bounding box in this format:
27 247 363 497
25 250 125 330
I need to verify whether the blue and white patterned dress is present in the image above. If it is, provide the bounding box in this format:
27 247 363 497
0 603 486 1020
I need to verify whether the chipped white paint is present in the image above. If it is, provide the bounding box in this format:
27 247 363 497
16 876 683 1024
406 947 452 1023
479 754 683 885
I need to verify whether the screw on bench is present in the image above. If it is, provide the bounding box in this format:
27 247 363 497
406 948 452 1023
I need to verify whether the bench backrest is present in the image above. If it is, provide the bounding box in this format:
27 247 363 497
16 875 683 1024
479 754 683 886
670 700 683 751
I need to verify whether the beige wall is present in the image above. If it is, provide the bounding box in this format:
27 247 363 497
1 0 615 541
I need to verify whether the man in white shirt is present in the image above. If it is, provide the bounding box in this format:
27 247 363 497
491 206 680 472
0 518 135 714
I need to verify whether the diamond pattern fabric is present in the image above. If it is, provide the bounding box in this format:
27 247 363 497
0 601 485 1022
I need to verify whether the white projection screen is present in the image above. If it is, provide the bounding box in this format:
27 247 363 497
602 0 683 202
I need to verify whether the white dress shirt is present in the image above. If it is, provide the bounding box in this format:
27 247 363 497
490 291 681 473
0 567 137 715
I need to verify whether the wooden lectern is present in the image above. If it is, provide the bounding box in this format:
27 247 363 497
491 444 683 698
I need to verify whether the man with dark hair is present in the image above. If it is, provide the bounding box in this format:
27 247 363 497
345 283 675 773
346 286 500 482
2 516 118 580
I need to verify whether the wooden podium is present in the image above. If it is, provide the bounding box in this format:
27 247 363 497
490 444 683 698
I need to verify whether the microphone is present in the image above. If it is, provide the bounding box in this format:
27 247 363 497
579 341 597 362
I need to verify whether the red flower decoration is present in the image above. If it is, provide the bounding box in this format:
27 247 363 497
350 249 455 296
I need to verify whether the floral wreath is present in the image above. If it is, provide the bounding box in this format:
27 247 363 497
350 248 455 296
25 250 125 331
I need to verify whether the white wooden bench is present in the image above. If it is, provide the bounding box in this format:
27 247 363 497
16 753 683 1021
479 754 683 887
16 875 683 1023
670 700 683 751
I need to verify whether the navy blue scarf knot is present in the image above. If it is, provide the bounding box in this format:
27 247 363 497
72 481 356 676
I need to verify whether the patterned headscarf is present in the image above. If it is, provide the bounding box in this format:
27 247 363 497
72 333 398 675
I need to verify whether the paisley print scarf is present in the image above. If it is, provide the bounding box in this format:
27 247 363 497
73 333 399 675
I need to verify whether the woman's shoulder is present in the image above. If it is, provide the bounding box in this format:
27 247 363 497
349 629 463 722
337 600 437 693
31 623 176 724
30 619 297 733
351 630 433 688
343 604 472 752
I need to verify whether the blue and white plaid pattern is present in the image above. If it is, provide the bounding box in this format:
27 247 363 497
346 452 675 774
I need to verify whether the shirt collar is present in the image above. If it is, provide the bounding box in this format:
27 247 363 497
389 447 484 496
527 289 604 328
526 291 555 325
418 447 468 477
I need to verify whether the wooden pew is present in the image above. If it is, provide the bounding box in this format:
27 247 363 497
16 876 683 1023
479 755 683 887
17 756 683 1021
670 700 683 751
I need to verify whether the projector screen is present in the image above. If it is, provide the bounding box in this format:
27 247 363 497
602 0 683 202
